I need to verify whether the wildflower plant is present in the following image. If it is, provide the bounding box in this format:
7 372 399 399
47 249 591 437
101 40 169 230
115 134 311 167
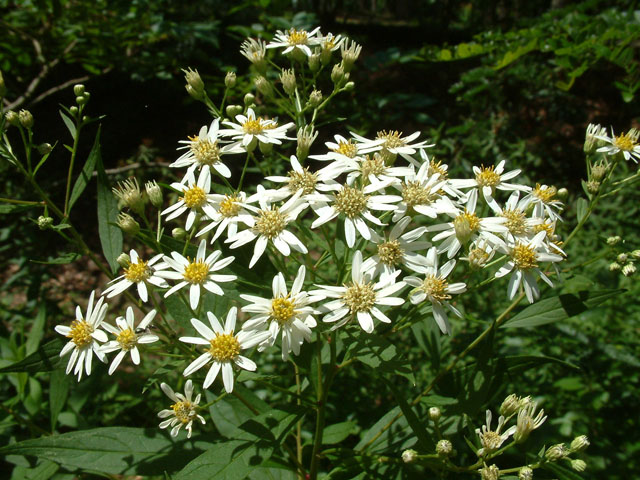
2 24 637 480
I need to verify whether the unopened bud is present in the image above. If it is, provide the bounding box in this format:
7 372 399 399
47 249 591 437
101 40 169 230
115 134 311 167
606 235 621 245
436 439 452 456
225 71 236 88
570 459 587 472
73 84 85 96
19 109 34 129
545 444 567 462
37 143 53 155
586 180 599 194
570 435 590 452
280 69 297 95
226 105 243 118
428 407 441 421
69 106 79 116
331 62 345 84
259 141 273 155
617 253 628 263
499 393 521 417
113 178 146 215
309 89 323 107
244 93 255 106
308 52 321 72
172 227 187 240
631 250 640 259
622 262 636 277
254 76 273 98
344 81 355 91
76 96 86 105
590 161 608 181
37 216 54 230
117 213 140 236
556 187 568 200
518 466 533 480
183 68 205 100
5 110 19 126
116 253 131 268
609 262 621 272
401 449 417 463
480 464 500 480
145 180 163 208
296 125 318 162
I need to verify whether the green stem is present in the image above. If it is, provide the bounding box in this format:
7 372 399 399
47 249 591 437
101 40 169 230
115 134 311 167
63 121 82 216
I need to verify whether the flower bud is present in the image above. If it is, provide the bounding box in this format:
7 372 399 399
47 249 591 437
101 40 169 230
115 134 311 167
344 81 355 91
73 84 85 96
308 52 321 72
37 143 53 155
280 69 297 95
428 407 441 421
570 459 587 472
401 449 417 463
570 435 589 452
254 75 273 98
586 180 600 194
606 235 621 246
172 227 187 240
436 439 452 456
37 215 54 230
117 213 140 236
609 262 621 272
617 253 628 263
225 71 236 88
226 105 243 118
631 250 640 259
183 68 205 100
309 89 323 107
331 62 345 84
19 109 34 129
117 252 131 268
296 125 318 162
480 464 500 480
545 444 567 462
113 178 146 215
622 262 636 277
499 393 521 417
145 180 163 208
244 93 255 106
69 106 79 116
590 161 608 181
584 123 606 154
258 141 273 155
556 187 568 200
518 467 533 480
5 110 19 126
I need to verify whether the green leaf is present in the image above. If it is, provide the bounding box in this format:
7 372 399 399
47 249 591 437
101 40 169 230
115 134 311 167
383 380 433 451
576 197 589 223
322 421 359 445
0 427 207 476
96 150 123 274
349 333 415 384
59 111 76 139
355 406 413 454
31 253 80 265
68 126 101 211
501 355 579 375
49 368 70 431
494 39 538 70
207 384 270 437
0 339 63 374
543 462 585 480
501 289 625 328
26 302 46 356
0 203 36 214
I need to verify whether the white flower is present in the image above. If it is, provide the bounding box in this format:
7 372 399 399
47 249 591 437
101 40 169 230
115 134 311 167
227 187 308 268
313 251 406 333
426 189 508 259
309 134 376 171
54 291 108 381
171 119 245 178
475 410 517 457
596 128 640 163
100 307 159 375
361 216 431 281
450 160 530 203
487 192 541 242
157 380 205 438
179 307 270 392
404 247 466 335
351 130 434 163
494 231 563 303
342 153 413 191
514 401 547 443
240 38 267 65
162 169 216 230
220 108 295 149
103 249 168 302
240 265 324 360
157 239 237 310
266 27 322 57
518 184 563 221
310 182 401 248
196 191 256 243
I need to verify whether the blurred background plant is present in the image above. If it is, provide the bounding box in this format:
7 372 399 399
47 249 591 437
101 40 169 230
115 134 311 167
0 0 638 479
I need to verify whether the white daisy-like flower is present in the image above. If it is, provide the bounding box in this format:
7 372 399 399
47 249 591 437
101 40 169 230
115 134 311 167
404 247 466 335
162 168 216 230
240 265 325 360
54 291 108 381
361 216 431 281
171 119 245 179
266 27 322 57
487 192 541 242
494 231 563 303
226 187 308 268
342 153 413 191
103 249 168 303
351 130 434 163
460 239 498 269
240 37 267 66
426 189 508 259
309 134 378 171
320 32 345 56
310 182 401 248
450 160 530 203
596 128 640 163
220 107 295 149
518 183 563 221
157 239 237 310
513 401 547 443
157 380 205 439
475 410 517 457
196 191 256 243
179 307 271 392
312 251 406 333
100 307 159 375
392 162 457 222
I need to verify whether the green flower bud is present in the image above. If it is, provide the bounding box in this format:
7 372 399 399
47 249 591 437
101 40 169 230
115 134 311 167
308 89 323 107
401 449 417 463
308 52 321 72
172 227 187 240
113 178 146 215
69 106 79 116
37 143 53 155
606 235 621 246
480 464 500 480
145 180 163 208
117 213 140 236
37 215 54 230
116 252 131 268
344 81 355 91
331 62 345 84
254 75 273 98
570 459 587 472
296 125 318 162
617 253 628 264
590 161 608 181
545 444 567 462
258 141 273 155
183 68 205 100
622 262 636 277
19 109 34 129
5 110 19 126
73 84 85 96
586 180 600 194
226 104 243 118
499 393 521 417
436 439 452 456
518 466 533 480
631 250 640 259
556 187 568 200
225 71 236 88
280 69 296 96
244 93 255 106
609 262 621 272
428 407 441 421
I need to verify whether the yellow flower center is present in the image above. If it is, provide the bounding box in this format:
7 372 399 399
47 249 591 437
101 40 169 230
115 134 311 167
402 181 438 208
242 119 265 135
453 210 480 242
255 208 287 239
420 275 451 302
67 320 94 347
430 159 448 179
271 296 297 325
116 328 137 351
377 240 404 266
124 260 150 283
219 195 241 218
209 333 241 362
480 431 502 452
532 184 557 204
334 186 367 218
467 246 491 268
189 136 221 166
288 168 317 195
342 282 376 313
475 165 501 188
182 185 207 209
512 244 538 270
171 401 193 423
287 28 309 45
361 155 386 178
376 130 405 149
332 140 358 158
533 222 554 239
613 132 637 152
183 260 209 284
501 209 528 236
